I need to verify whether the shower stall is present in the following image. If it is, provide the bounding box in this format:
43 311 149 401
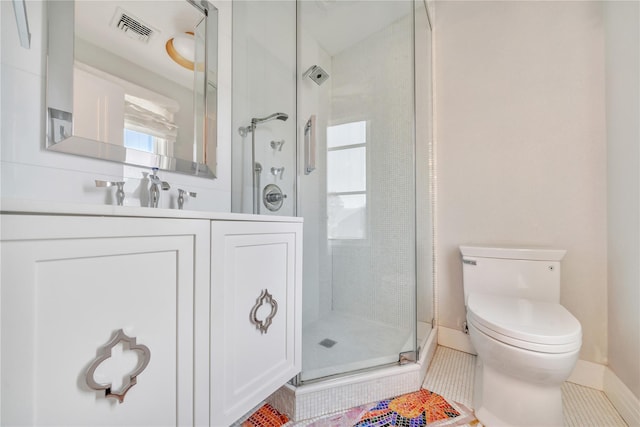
232 0 433 406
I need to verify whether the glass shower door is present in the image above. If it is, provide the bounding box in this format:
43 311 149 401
297 0 417 382
231 1 297 217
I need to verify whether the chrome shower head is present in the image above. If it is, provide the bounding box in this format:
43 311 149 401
252 112 289 125
239 112 288 136
303 65 330 86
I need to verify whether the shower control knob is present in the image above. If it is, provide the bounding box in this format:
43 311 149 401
266 192 286 203
263 184 286 212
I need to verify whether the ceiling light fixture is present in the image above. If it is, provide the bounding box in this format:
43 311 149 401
166 32 195 70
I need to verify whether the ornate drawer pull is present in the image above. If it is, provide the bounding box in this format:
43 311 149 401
250 289 278 334
85 329 151 403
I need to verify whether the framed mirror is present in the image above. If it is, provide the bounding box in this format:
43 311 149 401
46 0 218 178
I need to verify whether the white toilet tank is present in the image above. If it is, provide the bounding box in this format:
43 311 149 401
460 245 566 305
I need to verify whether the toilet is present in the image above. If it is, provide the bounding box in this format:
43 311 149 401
460 245 582 427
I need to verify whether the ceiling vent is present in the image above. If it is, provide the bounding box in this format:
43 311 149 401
110 8 156 43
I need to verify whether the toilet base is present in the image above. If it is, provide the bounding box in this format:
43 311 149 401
474 357 564 427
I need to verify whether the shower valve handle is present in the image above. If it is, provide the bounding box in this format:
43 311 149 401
265 192 286 203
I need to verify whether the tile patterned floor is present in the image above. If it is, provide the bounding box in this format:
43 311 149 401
249 345 628 426
562 381 628 426
422 346 476 409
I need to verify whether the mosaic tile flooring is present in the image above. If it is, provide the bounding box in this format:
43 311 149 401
244 345 629 426
265 388 474 427
424 346 628 427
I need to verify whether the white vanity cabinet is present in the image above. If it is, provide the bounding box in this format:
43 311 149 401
0 214 211 426
0 207 302 427
210 221 302 425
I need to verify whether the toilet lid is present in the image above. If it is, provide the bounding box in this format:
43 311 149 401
467 292 582 353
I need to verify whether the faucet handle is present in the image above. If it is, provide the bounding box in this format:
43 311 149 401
270 139 285 152
271 166 285 180
177 189 197 210
95 180 125 206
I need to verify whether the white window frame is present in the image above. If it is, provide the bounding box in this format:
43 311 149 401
326 120 369 242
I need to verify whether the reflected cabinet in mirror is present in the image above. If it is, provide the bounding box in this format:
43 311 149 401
46 0 218 178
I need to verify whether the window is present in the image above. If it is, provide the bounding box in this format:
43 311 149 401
327 121 367 240
123 94 178 155
124 128 154 152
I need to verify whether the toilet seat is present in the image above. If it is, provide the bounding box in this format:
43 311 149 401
467 292 582 354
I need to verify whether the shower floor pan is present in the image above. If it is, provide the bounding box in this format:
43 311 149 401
301 311 415 382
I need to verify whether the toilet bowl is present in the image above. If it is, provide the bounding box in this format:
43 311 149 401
460 246 582 427
467 292 581 426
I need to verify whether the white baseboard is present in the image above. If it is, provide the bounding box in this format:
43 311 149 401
567 359 606 390
437 325 476 355
604 367 640 427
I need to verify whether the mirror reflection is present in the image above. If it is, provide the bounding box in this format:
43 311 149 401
46 0 218 178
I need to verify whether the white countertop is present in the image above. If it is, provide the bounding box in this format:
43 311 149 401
0 198 303 223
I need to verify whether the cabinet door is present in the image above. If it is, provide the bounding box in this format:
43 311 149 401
210 221 302 425
0 215 210 426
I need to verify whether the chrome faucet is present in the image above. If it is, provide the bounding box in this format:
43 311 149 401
149 168 170 208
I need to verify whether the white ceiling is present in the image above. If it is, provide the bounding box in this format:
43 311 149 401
75 0 204 88
299 0 412 56
74 0 412 88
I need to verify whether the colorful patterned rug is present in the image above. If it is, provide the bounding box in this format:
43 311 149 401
242 403 290 427
351 389 475 427
243 389 477 427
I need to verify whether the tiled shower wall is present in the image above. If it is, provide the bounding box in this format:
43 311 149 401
230 1 297 218
330 12 416 330
232 2 433 333
298 22 334 326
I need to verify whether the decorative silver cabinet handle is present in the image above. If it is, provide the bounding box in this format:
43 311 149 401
85 329 151 403
250 289 278 334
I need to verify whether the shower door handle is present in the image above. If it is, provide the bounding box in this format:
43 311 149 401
304 115 316 175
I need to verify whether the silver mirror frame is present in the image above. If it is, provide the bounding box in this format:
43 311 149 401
45 0 218 178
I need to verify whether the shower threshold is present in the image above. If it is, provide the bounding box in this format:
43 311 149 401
267 323 437 422
301 311 415 382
